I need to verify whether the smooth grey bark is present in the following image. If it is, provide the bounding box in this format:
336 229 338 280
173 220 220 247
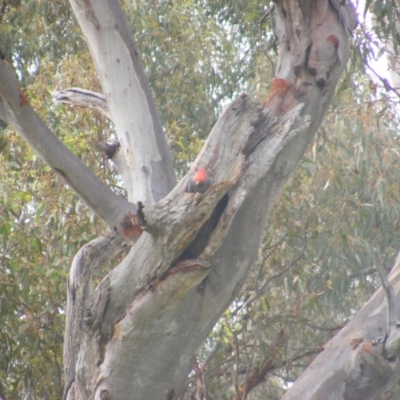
52 88 132 188
68 0 176 204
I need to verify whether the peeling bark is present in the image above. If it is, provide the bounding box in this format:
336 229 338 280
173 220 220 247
64 231 129 400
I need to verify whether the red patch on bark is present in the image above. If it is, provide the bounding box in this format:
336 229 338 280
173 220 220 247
361 341 373 353
327 34 339 50
121 212 143 239
263 77 296 115
266 77 292 99
19 88 29 106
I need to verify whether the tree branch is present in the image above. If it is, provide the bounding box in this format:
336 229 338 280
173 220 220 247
374 251 397 339
53 88 111 119
282 250 400 400
68 0 176 203
63 231 129 400
53 88 135 186
383 250 400 360
0 60 140 240
235 343 323 400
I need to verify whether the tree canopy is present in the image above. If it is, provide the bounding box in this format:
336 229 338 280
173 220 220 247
1 0 400 399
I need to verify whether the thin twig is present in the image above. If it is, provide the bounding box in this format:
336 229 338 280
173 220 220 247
374 250 396 337
233 333 242 399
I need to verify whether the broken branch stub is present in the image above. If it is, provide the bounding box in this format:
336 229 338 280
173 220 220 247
53 88 111 119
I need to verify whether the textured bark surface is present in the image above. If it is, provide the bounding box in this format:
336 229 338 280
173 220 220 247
0 0 368 399
64 232 129 400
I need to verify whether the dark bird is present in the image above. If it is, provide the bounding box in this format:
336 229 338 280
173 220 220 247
186 168 212 193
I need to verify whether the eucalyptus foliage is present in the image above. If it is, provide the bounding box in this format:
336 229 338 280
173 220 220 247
1 0 399 399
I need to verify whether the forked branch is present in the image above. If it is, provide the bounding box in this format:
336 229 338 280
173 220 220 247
0 60 141 241
68 0 176 204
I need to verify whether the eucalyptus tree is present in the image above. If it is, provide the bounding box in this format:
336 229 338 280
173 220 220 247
2 1 400 399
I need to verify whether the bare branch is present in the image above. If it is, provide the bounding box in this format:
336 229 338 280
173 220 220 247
53 88 111 119
0 95 7 122
68 0 176 203
374 251 397 338
52 89 131 182
0 60 140 240
234 330 289 400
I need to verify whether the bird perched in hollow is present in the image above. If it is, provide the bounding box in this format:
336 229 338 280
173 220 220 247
186 168 212 193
